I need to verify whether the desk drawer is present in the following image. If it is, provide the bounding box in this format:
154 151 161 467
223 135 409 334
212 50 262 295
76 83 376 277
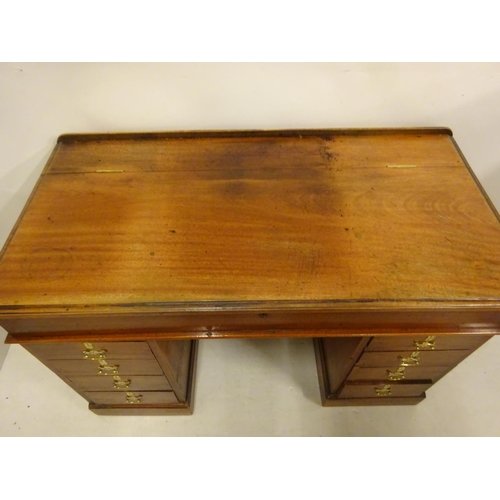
347 365 451 383
50 358 164 376
25 341 155 360
18 338 198 415
356 349 471 368
366 335 492 352
69 375 172 392
84 391 178 405
339 382 431 399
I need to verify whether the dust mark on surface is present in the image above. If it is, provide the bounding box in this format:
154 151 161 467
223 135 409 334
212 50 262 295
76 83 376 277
318 134 335 142
320 137 339 168
201 166 323 181
296 247 322 277
322 147 334 161
24 248 74 281
218 257 230 271
221 180 247 198
351 229 379 260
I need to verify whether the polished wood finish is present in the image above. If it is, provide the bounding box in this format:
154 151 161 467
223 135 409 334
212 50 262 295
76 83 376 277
148 340 194 402
20 339 198 414
24 341 155 359
347 365 454 383
88 404 193 416
44 358 164 376
365 335 492 352
356 350 474 368
69 375 172 391
5 322 500 340
1 129 500 337
316 333 492 406
85 391 178 405
313 337 369 394
320 395 426 407
2 129 500 412
87 340 198 415
338 382 432 399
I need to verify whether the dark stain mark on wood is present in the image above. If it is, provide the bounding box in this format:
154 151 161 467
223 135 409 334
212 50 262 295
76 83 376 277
320 138 339 169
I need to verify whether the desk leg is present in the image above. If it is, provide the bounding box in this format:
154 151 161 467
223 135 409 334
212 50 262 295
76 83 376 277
89 340 198 415
314 338 425 406
315 334 492 406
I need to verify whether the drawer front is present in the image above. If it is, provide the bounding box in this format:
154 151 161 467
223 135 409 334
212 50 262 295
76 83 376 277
347 365 451 383
356 349 471 368
50 358 164 376
84 391 178 405
25 341 155 360
69 375 171 392
365 335 492 352
339 382 431 399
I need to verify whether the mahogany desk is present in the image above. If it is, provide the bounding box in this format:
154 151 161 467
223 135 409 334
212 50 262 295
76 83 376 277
1 129 499 415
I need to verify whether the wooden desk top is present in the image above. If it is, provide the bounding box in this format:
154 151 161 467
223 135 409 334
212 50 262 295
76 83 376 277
1 129 500 338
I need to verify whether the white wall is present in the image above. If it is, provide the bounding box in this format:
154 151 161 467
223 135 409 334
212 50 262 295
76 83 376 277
1 62 500 367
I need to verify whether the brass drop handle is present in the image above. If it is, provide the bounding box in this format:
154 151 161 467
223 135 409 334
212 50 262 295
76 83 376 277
98 360 119 375
83 342 107 360
387 367 405 381
113 376 131 390
375 385 392 397
398 351 420 366
414 335 436 350
126 392 143 404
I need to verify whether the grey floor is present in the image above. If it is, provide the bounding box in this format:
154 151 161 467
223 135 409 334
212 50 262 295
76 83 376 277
1 334 500 436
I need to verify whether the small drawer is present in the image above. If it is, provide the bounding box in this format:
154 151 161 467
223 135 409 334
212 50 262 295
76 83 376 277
69 375 172 392
50 358 164 377
339 382 431 399
347 365 452 383
84 391 178 405
24 341 155 360
365 335 491 352
356 349 472 368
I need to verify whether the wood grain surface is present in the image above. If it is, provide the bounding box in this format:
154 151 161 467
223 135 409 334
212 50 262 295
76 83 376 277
1 129 499 334
338 381 431 399
355 349 473 368
365 334 492 352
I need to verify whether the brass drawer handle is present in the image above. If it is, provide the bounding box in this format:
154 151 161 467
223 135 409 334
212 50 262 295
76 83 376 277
113 376 131 390
387 367 405 381
126 392 143 404
83 342 107 360
375 385 392 397
398 351 420 366
414 335 436 350
98 360 119 375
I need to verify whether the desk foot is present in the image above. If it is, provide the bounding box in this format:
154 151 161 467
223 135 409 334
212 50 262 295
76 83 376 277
314 338 429 406
88 403 193 416
321 394 426 407
89 339 198 415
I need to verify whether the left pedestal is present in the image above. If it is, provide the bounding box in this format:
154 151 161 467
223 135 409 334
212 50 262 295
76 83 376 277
9 337 198 415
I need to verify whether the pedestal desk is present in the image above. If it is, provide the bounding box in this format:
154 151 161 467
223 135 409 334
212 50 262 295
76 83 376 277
1 128 499 415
